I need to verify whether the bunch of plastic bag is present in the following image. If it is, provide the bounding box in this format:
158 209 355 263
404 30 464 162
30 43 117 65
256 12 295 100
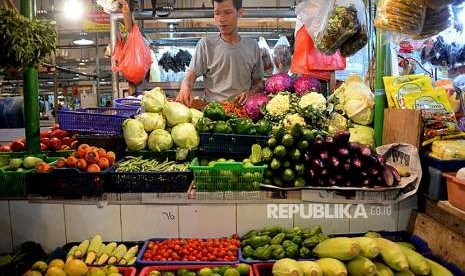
258 37 273 74
296 0 368 57
375 0 426 36
112 25 152 85
412 5 451 40
273 35 292 73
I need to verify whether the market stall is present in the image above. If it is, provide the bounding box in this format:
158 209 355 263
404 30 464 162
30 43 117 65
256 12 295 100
1 0 465 275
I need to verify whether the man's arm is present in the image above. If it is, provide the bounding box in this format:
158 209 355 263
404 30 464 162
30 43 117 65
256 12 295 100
234 78 263 106
176 69 197 106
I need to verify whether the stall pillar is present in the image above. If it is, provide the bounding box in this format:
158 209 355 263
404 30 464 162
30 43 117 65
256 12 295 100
21 0 40 154
374 28 388 147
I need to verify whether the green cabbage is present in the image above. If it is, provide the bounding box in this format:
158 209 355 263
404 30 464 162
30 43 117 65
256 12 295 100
136 112 166 132
148 129 173 151
328 112 348 135
349 124 375 149
190 108 203 125
163 102 192 127
141 87 166 112
171 123 199 149
123 119 148 151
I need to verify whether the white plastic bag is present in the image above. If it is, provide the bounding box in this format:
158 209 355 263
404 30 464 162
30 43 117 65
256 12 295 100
273 35 292 73
149 50 161 82
258 37 273 74
96 0 119 13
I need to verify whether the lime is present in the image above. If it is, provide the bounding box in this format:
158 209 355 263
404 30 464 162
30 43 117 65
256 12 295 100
163 272 176 276
184 272 197 276
212 273 222 276
198 268 213 276
219 265 232 275
223 268 240 276
282 134 294 148
273 145 287 159
236 264 250 276
150 272 162 276
217 158 227 162
177 269 189 276
211 267 221 274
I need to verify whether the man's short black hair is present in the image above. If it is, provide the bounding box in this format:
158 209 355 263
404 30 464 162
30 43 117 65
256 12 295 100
212 0 242 11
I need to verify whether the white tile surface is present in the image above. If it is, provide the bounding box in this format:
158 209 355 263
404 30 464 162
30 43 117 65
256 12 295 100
0 201 12 253
121 205 178 240
398 195 418 231
293 203 350 235
179 204 236 238
10 201 66 252
237 204 293 236
64 204 121 242
349 203 399 233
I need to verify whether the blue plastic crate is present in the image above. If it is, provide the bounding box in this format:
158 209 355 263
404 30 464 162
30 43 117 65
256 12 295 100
136 238 239 266
114 98 141 110
199 133 269 155
423 253 465 276
421 153 465 171
58 108 137 135
238 248 314 264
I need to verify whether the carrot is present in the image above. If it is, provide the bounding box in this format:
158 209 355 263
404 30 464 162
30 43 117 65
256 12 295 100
66 156 78 167
106 151 116 165
77 144 90 158
76 159 88 171
221 101 248 118
98 157 110 169
73 150 80 159
56 158 67 168
85 150 100 164
87 164 101 172
96 148 107 159
36 162 52 173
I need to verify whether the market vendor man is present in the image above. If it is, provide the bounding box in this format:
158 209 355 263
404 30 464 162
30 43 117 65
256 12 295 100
176 0 264 106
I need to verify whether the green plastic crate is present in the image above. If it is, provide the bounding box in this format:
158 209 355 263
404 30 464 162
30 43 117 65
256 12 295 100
0 168 30 197
190 158 266 192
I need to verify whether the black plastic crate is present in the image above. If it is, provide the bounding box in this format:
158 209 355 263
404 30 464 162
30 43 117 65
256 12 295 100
199 133 268 155
421 153 465 171
109 169 193 193
28 167 111 199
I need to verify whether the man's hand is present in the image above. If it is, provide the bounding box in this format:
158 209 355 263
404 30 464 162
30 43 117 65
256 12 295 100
234 92 252 106
176 90 193 107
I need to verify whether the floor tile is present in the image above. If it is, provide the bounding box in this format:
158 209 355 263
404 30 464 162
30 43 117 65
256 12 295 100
0 201 12 253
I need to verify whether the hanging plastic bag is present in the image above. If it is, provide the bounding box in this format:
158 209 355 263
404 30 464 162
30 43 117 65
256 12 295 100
290 21 346 78
339 0 368 57
412 5 451 40
112 25 152 85
149 50 161 82
374 0 426 36
296 0 362 55
273 35 292 73
258 37 273 74
96 0 119 13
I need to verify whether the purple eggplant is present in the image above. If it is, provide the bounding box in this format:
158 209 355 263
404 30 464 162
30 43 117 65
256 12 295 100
312 138 324 151
320 168 329 176
304 152 312 162
369 167 379 176
359 146 372 157
316 179 325 187
386 164 401 183
324 136 334 146
361 178 370 187
352 157 363 169
330 156 340 168
345 180 353 187
361 171 368 178
328 177 337 186
320 150 329 161
343 162 351 172
338 147 350 158
376 155 386 166
307 168 316 179
335 174 344 181
333 130 350 145
349 142 363 154
312 159 325 169
381 166 394 186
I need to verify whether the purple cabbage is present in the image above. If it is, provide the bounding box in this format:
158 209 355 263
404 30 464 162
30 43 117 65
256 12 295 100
293 75 321 96
265 73 293 94
244 93 269 120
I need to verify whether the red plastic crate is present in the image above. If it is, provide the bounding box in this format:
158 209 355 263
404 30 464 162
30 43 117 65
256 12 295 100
140 264 253 276
24 266 136 276
252 263 273 276
443 172 465 212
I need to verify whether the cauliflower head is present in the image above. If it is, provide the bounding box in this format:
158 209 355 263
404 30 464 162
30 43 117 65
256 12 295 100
266 93 291 117
283 113 306 132
299 92 327 111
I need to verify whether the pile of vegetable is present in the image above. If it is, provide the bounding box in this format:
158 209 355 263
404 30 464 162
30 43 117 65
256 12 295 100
115 156 189 172
220 101 248 118
141 236 240 262
264 73 321 96
28 259 127 276
66 234 138 266
1 156 46 172
147 264 250 276
50 144 116 173
123 87 200 157
196 102 272 136
240 226 328 261
270 231 454 276
0 124 77 152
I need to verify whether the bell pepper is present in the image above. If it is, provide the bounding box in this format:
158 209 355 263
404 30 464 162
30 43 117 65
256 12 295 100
303 236 320 248
284 243 299 258
317 233 329 243
196 117 213 133
254 245 272 260
271 245 286 259
242 245 255 259
299 246 312 258
291 236 302 246
230 118 255 134
213 121 233 134
270 233 286 245
303 226 322 238
256 119 272 135
204 102 226 121
287 226 303 236
246 235 271 249
282 240 297 249
242 230 258 240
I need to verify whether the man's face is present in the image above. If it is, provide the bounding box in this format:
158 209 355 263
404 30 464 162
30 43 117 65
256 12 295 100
213 0 241 36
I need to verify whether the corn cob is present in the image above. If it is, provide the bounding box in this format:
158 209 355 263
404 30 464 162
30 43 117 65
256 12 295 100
312 237 361 261
74 239 90 258
314 258 347 276
346 256 376 276
374 262 394 276
97 242 117 265
398 244 430 275
375 238 409 271
394 270 415 276
66 245 78 262
118 245 139 265
108 244 127 265
94 243 106 264
297 261 322 276
85 234 103 264
396 242 416 251
352 237 379 259
127 256 137 266
426 259 453 276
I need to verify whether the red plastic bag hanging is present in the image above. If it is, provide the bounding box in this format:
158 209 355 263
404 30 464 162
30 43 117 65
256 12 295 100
111 25 152 85
291 25 346 79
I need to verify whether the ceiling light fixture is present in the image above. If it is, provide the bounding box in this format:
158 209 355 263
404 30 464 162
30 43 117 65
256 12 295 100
64 0 84 20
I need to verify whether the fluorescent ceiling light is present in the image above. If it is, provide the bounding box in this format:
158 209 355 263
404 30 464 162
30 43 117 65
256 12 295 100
283 18 297 22
64 0 84 20
158 19 182 23
73 38 94 45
